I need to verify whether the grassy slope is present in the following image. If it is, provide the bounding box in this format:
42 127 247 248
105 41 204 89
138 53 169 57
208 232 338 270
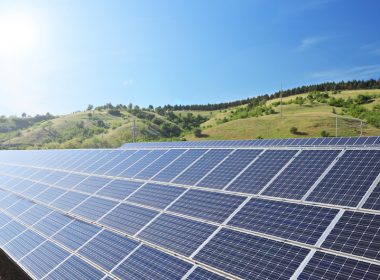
185 89 380 140
2 89 379 149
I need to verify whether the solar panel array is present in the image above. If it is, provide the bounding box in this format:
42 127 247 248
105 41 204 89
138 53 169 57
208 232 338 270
0 136 379 280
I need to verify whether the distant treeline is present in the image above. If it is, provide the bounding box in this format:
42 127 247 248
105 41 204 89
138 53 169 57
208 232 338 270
158 78 380 111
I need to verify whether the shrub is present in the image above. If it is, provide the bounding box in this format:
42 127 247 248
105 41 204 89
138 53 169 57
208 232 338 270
321 130 330 137
290 126 298 134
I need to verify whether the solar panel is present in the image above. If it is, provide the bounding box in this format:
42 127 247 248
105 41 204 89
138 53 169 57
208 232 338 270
227 149 297 194
1 137 380 280
228 198 339 245
305 150 380 207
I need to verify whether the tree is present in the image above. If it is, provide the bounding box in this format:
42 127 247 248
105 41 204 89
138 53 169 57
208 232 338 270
21 112 26 118
193 128 202 137
321 130 330 137
87 104 94 111
290 126 298 134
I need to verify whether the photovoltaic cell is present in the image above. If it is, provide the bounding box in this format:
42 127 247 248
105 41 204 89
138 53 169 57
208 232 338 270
0 221 26 245
79 229 139 271
51 191 89 212
138 214 217 256
113 245 192 280
127 183 185 209
362 181 380 210
106 150 152 176
299 251 380 280
306 150 380 207
118 150 167 178
74 176 111 194
71 196 118 221
174 149 232 186
187 267 228 280
227 150 297 194
197 149 262 189
96 179 143 200
194 228 309 280
100 203 159 235
20 240 70 279
322 211 380 260
228 198 339 245
152 149 206 182
45 255 105 280
34 212 73 236
134 149 186 180
168 189 245 223
4 229 45 260
55 173 87 189
263 150 340 199
52 219 101 251
34 187 66 205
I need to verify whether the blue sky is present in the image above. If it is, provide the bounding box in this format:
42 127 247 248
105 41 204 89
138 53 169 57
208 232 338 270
0 0 379 116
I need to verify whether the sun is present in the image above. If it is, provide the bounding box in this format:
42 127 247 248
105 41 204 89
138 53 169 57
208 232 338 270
0 10 40 56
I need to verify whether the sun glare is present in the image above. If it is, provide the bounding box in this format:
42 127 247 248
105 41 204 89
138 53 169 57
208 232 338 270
0 10 40 56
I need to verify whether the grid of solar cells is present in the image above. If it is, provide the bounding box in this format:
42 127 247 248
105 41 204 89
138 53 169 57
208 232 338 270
73 176 111 194
18 204 53 225
99 203 159 235
4 229 45 260
194 228 309 279
0 221 26 245
138 213 217 256
174 149 232 186
34 211 73 236
134 149 186 180
55 173 87 189
151 149 206 182
196 149 262 189
34 187 66 204
299 251 380 280
105 149 151 176
51 191 89 212
322 211 380 260
45 255 105 280
113 245 193 280
71 196 118 221
79 229 139 271
306 150 380 207
96 179 143 200
227 149 297 194
127 183 185 209
363 181 380 210
263 150 340 199
168 189 245 223
228 198 339 245
20 240 70 279
94 150 136 175
118 149 167 178
81 150 121 174
187 267 228 280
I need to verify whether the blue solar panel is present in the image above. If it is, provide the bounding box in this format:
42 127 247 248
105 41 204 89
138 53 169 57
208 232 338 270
0 221 26 245
194 228 309 279
118 150 167 178
34 212 73 236
79 229 139 271
322 211 380 260
187 267 227 280
152 149 206 182
168 189 245 223
228 198 339 245
73 176 111 194
20 240 70 279
4 229 45 260
105 150 151 176
134 149 186 180
227 150 297 194
362 181 380 210
127 183 185 209
94 150 136 175
44 255 105 280
71 196 118 221
197 149 262 189
306 150 380 207
51 191 89 212
299 251 380 280
55 173 87 189
263 150 340 199
96 179 143 200
99 203 159 235
174 149 232 186
113 245 192 280
138 213 217 256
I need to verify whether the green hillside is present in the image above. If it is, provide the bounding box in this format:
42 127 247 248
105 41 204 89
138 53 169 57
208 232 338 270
1 88 380 149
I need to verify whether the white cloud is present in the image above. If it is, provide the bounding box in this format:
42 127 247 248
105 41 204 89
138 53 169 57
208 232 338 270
298 36 327 50
122 79 134 87
311 64 380 80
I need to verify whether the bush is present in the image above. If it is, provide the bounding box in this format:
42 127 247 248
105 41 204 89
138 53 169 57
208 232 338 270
290 126 298 134
193 128 202 137
321 130 330 137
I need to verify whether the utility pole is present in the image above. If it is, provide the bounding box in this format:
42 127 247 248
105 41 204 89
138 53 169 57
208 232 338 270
360 120 363 137
132 119 136 143
335 114 338 137
280 83 283 118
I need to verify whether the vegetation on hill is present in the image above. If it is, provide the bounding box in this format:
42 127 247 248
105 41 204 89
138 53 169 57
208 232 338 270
0 78 379 149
